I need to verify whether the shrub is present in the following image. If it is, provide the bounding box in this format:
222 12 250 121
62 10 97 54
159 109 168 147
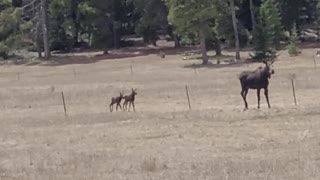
287 23 301 56
0 43 9 59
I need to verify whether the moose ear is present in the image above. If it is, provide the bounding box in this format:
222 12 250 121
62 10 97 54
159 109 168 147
272 54 279 64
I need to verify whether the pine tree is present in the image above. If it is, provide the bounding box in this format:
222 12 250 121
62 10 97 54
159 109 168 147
0 1 32 59
261 0 282 49
251 16 276 60
167 0 216 65
230 0 240 61
135 0 168 46
287 23 301 56
251 0 282 61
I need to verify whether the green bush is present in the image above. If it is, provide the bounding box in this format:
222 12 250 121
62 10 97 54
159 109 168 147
287 23 301 56
0 43 9 59
288 43 301 56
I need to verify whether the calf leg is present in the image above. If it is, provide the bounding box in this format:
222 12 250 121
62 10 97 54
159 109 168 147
118 103 123 111
264 88 271 108
257 89 261 109
116 102 122 111
123 101 127 111
132 101 135 112
110 103 113 112
128 101 132 112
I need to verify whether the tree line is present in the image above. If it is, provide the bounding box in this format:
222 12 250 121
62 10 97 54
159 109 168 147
1 0 320 63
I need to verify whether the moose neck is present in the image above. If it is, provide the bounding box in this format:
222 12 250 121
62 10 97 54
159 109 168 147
261 66 270 79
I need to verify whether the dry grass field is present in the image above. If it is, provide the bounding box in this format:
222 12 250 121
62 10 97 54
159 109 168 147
1 47 320 180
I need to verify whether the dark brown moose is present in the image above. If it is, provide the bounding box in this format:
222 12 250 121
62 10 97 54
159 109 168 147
239 59 275 109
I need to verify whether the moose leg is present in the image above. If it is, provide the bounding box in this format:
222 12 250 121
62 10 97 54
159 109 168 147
257 89 261 109
241 89 249 109
244 89 249 109
240 90 246 108
241 90 245 109
264 88 271 108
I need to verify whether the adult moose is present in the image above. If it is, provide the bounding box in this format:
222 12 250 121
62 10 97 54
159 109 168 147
239 58 276 109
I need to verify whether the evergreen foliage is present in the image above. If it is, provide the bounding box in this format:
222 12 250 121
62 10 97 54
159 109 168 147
251 0 282 61
287 23 301 56
0 2 31 59
1 0 320 60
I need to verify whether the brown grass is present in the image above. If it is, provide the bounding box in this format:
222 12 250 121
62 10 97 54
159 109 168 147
0 48 320 179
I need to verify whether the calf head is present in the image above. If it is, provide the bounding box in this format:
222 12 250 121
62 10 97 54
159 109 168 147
132 88 137 96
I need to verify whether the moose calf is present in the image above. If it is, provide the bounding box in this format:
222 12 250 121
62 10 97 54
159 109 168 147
123 89 138 112
110 92 123 112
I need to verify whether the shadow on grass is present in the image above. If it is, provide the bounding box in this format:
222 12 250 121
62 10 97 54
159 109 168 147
183 61 249 69
1 46 197 66
298 42 320 50
183 53 253 69
6 42 318 67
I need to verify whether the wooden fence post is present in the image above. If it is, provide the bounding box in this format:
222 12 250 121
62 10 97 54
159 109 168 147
61 91 67 116
289 73 297 106
185 85 192 110
130 65 133 74
73 67 77 77
313 55 317 68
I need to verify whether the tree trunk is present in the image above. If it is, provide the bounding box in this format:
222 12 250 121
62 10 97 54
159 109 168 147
174 34 181 48
200 30 208 65
71 0 80 46
249 0 256 31
152 41 157 46
36 11 42 58
36 23 42 58
317 26 320 42
230 0 240 61
215 37 222 56
112 0 121 49
41 0 50 59
113 21 120 49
